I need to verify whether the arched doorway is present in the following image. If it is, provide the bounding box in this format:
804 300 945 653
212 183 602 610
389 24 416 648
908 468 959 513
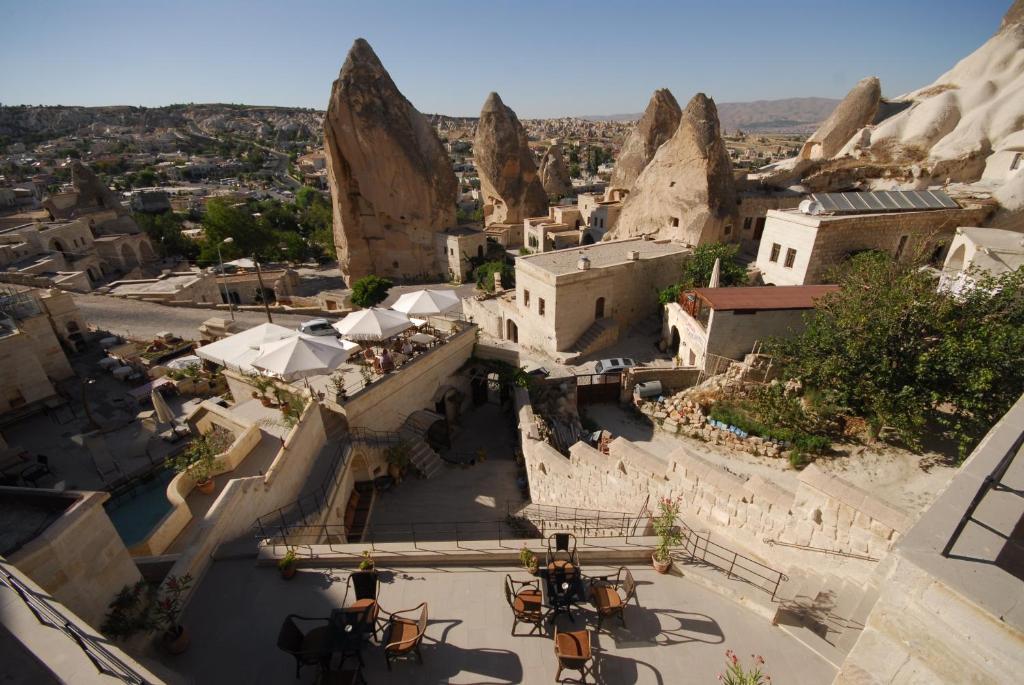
120 244 139 269
670 326 681 357
581 231 595 245
945 244 966 271
595 297 605 320
505 319 518 343
50 238 70 258
138 240 157 263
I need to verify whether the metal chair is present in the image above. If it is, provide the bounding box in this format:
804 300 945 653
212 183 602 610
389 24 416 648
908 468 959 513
546 533 579 576
345 571 380 639
554 627 594 683
382 602 428 671
588 567 638 630
276 614 330 679
504 574 544 635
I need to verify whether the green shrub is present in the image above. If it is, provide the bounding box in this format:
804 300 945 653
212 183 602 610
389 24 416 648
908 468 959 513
474 260 514 292
350 275 393 308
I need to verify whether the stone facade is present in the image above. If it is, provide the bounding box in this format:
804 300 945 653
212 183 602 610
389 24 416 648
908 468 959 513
436 227 486 283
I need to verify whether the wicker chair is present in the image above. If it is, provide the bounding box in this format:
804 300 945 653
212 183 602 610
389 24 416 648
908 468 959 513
588 567 637 630
345 571 380 639
554 628 594 683
546 533 579 577
382 602 428 671
504 575 544 635
276 614 330 679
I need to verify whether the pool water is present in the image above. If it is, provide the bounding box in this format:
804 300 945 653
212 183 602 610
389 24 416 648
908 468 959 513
105 468 175 548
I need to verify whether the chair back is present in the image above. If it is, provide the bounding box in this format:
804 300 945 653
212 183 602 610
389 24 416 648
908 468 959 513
503 575 515 609
621 567 637 603
554 628 590 666
415 603 428 641
276 616 303 653
349 570 379 601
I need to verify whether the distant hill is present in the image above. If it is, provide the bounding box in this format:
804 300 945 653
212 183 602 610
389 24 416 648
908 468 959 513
580 97 840 134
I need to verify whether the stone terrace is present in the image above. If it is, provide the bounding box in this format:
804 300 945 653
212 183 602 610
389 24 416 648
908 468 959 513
168 561 837 684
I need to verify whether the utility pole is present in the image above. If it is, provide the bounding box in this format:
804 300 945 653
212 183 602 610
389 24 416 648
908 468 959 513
253 254 273 323
217 237 235 320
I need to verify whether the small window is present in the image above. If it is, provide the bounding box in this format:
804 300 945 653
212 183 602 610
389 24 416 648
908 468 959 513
1011 153 1022 171
523 290 530 307
743 217 752 231
769 243 781 262
724 224 732 236
784 248 796 268
538 298 545 316
449 247 454 256
671 217 680 228
669 181 676 188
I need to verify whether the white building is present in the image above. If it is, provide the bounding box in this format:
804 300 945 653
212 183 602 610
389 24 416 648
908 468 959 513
939 226 1024 296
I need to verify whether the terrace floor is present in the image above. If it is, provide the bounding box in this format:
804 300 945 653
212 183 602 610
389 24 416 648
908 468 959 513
168 561 837 684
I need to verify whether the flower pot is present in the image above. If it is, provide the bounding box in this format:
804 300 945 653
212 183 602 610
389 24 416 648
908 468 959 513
527 564 539 576
162 626 190 655
652 553 672 574
280 565 297 580
260 397 274 407
196 478 215 495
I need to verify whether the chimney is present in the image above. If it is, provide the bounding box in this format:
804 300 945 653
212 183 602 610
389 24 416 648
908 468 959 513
577 252 591 271
626 250 640 261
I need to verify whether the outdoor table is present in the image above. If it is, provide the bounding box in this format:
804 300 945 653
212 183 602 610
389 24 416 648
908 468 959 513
538 568 586 623
328 607 373 668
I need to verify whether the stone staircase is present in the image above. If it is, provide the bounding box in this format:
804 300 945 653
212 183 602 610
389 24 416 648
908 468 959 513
772 568 881 668
565 317 619 358
397 410 445 479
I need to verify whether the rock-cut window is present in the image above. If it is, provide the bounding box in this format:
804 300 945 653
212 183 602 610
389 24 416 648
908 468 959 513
769 243 781 262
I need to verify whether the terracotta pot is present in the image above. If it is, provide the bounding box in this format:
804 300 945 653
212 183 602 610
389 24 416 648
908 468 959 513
196 478 215 495
260 397 274 407
652 553 672 574
162 626 190 655
280 564 297 580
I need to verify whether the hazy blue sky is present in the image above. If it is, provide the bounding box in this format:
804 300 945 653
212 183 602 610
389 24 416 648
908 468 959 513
0 1 1010 117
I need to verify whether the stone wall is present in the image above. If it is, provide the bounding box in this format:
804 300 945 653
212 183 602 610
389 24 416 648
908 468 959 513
619 366 701 403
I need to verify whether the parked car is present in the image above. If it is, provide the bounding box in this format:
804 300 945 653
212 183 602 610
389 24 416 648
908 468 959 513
298 319 335 337
593 358 636 374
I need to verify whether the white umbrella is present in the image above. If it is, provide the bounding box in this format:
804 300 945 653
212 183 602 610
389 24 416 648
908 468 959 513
151 389 175 424
252 335 352 381
708 257 721 288
332 308 412 342
391 289 460 316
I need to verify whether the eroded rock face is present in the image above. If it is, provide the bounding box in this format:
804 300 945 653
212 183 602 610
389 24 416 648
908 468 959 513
43 161 139 234
799 77 881 161
610 88 682 191
538 145 572 198
473 92 548 225
324 38 457 282
610 93 737 245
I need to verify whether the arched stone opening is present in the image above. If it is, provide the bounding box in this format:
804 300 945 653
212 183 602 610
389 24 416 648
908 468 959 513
505 319 518 344
120 244 139 269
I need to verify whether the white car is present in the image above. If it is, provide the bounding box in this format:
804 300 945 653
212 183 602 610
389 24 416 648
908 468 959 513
593 358 636 374
298 319 336 337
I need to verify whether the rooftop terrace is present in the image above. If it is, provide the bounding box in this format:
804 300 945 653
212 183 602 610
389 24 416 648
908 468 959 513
519 239 688 277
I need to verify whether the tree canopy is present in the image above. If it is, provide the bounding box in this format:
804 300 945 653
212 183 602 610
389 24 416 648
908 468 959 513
350 275 393 308
659 243 748 304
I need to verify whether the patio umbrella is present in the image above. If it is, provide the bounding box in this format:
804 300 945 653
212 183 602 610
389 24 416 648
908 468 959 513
252 334 352 381
332 308 412 342
391 289 460 316
708 257 721 288
151 389 175 424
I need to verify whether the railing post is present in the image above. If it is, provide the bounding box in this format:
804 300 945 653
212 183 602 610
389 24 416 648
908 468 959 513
727 552 736 579
279 510 289 548
455 521 460 549
412 522 418 550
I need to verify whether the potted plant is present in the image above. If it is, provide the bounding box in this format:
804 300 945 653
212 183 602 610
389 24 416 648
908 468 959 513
278 549 298 580
328 372 347 403
652 496 683 573
101 581 156 642
519 545 538 575
720 650 770 685
171 433 223 495
385 442 411 481
155 573 193 655
358 550 375 572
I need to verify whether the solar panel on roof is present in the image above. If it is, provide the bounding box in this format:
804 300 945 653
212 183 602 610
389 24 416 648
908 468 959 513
809 190 959 215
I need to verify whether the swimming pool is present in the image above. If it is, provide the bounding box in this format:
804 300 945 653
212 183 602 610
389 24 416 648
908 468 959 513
105 468 175 548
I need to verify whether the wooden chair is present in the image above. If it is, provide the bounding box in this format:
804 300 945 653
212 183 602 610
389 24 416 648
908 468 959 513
546 533 579 577
588 567 637 630
504 575 544 635
554 628 594 683
276 614 330 679
382 602 428 671
345 571 380 639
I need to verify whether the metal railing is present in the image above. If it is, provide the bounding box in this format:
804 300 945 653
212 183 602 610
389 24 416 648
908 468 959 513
942 428 1024 560
763 537 880 562
0 564 150 684
677 520 789 601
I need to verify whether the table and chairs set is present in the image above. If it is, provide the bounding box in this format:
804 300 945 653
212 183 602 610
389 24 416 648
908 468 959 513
504 533 640 683
276 570 429 684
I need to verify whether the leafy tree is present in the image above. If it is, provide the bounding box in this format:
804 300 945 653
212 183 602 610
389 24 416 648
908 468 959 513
474 260 514 292
350 275 393 308
658 243 748 303
767 252 1024 456
295 186 319 209
135 212 199 261
199 198 276 264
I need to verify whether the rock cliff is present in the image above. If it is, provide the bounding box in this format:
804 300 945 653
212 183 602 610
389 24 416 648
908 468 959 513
323 38 457 282
610 93 737 245
473 92 549 225
538 144 572 198
798 77 881 161
610 89 682 191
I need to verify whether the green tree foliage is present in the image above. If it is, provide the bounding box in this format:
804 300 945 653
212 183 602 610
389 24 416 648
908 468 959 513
135 212 199 261
658 243 748 303
199 198 277 263
474 260 514 292
767 252 1024 456
350 275 393 308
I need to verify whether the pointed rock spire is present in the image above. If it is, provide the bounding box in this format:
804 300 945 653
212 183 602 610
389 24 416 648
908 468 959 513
538 144 572 198
611 88 682 191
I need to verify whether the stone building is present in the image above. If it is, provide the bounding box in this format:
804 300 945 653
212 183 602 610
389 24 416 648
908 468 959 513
664 285 838 369
465 237 689 359
577 189 626 241
939 225 1024 295
483 222 523 249
436 226 486 283
755 191 991 286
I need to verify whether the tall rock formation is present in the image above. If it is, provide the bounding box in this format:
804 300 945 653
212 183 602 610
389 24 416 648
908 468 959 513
610 89 682 191
610 93 737 245
538 144 572 198
43 161 138 234
323 38 457 282
473 92 549 225
798 77 881 161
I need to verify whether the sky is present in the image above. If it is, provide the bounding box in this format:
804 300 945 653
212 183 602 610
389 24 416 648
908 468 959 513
0 0 1011 118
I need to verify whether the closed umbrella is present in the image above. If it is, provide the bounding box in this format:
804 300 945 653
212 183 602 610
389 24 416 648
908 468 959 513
151 389 175 425
252 335 352 381
708 257 721 288
391 289 460 316
332 308 412 342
